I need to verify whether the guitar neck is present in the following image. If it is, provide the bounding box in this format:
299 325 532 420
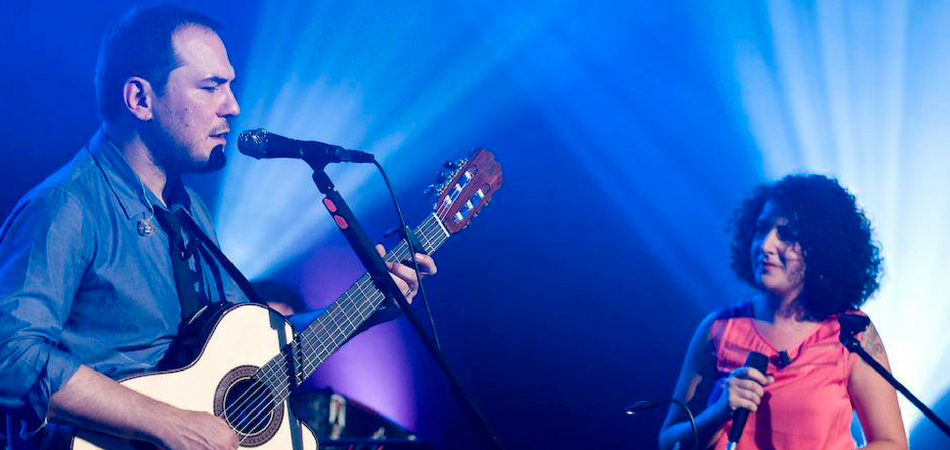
257 212 451 401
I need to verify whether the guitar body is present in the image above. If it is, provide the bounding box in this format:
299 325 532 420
70 303 319 450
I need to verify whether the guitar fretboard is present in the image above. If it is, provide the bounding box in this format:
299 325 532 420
255 212 450 402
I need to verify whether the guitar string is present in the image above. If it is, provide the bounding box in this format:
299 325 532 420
229 212 454 440
229 262 391 441
230 183 467 440
231 221 453 439
286 214 451 371
228 261 394 429
283 215 448 386
229 225 440 438
230 254 402 440
228 214 453 436
231 213 447 416
231 224 452 443
223 225 436 433
224 214 450 439
225 258 396 437
221 216 444 426
224 245 405 436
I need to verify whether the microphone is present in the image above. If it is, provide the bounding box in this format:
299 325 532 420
726 351 769 450
238 129 375 163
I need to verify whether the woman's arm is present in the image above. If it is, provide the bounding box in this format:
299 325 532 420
848 320 907 450
658 313 771 450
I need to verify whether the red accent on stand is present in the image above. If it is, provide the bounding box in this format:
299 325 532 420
334 215 349 230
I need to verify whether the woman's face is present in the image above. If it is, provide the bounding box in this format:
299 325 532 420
750 200 806 300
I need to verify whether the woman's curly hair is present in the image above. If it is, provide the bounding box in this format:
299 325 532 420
728 174 883 319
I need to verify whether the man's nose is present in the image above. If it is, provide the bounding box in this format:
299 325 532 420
220 89 240 117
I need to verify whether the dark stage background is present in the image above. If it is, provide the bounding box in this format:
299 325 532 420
3 1 949 449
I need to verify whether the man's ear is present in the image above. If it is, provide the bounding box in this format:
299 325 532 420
123 77 155 121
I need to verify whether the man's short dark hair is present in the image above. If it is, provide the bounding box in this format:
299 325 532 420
95 4 221 122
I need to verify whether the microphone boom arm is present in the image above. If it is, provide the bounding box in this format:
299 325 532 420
838 315 950 440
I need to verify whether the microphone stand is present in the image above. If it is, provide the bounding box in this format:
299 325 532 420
838 315 950 440
305 158 505 450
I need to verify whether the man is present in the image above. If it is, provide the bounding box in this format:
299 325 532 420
0 5 434 450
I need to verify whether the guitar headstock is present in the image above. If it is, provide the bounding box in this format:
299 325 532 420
430 149 503 234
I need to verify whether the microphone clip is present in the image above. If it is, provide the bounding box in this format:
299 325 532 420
838 313 871 353
775 350 792 369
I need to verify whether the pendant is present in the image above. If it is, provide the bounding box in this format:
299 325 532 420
138 216 157 236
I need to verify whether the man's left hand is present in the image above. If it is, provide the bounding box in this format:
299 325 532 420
376 244 437 303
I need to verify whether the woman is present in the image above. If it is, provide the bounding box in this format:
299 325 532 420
659 174 906 450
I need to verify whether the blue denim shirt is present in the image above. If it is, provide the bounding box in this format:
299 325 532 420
0 130 245 429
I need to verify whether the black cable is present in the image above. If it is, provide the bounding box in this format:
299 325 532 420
372 159 442 351
372 161 505 450
625 398 698 450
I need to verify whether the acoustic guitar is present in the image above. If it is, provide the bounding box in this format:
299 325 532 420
59 149 503 449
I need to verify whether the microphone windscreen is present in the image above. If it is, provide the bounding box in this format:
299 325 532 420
746 351 769 373
237 129 268 158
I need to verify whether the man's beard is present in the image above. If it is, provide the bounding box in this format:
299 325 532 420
197 145 227 172
155 142 227 174
145 124 228 175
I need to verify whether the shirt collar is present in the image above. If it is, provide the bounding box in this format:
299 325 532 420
87 128 158 220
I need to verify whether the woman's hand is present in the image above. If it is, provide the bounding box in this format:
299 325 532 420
713 366 774 420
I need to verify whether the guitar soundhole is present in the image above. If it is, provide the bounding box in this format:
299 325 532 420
214 365 284 447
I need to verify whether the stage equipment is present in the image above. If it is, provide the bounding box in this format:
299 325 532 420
291 388 432 450
838 314 950 441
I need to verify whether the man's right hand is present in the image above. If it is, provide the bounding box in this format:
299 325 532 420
158 409 239 450
49 366 240 450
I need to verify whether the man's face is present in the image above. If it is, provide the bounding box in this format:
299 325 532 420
148 24 239 173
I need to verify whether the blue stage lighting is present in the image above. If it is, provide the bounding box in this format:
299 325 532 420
701 0 950 433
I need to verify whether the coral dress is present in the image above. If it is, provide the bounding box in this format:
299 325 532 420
708 302 861 450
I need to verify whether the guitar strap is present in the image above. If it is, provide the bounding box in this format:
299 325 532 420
172 207 266 306
152 206 201 320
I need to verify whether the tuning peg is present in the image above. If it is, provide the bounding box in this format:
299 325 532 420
444 158 467 169
424 182 445 194
424 170 450 195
